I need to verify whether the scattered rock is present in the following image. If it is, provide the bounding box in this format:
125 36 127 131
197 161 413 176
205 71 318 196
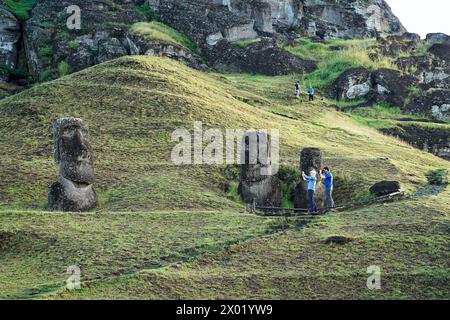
379 124 450 160
426 33 450 45
325 236 352 245
406 90 450 122
333 67 414 107
370 68 415 107
334 68 372 101
208 38 316 75
428 43 450 62
369 181 401 197
378 33 421 57
396 55 449 90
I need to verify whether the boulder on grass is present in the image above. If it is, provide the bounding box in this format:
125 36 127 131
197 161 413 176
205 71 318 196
369 181 401 197
325 235 352 245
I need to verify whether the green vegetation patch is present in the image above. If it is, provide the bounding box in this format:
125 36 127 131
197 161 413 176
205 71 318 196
232 38 261 47
136 1 155 21
426 169 449 185
130 22 197 52
2 0 37 20
284 38 396 89
57 61 72 77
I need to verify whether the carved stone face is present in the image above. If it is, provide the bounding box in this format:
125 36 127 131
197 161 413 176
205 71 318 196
300 148 323 178
240 131 272 182
53 117 95 184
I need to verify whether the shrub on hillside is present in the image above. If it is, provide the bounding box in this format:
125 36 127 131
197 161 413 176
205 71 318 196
425 169 448 185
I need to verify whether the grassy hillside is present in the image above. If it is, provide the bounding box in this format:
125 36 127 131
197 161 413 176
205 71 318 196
282 38 396 90
130 22 197 52
54 186 450 300
0 56 448 299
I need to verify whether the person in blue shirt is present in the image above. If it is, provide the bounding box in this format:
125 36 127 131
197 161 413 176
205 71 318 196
321 166 335 209
302 169 318 214
308 86 315 101
295 80 300 98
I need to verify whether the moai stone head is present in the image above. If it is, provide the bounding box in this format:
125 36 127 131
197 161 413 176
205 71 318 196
240 130 272 182
53 117 95 184
294 147 326 209
300 148 323 179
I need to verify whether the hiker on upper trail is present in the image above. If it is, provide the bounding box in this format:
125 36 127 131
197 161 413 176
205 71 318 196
321 166 335 209
295 80 300 98
308 86 315 101
302 169 319 214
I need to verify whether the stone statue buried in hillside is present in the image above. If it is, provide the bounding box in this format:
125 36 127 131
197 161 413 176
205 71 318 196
48 117 97 212
238 131 282 207
294 148 326 209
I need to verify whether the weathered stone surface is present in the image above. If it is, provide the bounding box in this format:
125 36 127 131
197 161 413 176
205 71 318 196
239 176 282 206
428 43 450 62
208 38 316 75
369 180 401 196
223 21 258 42
0 7 21 81
294 148 326 209
49 117 97 212
379 124 450 161
53 117 95 184
22 0 208 82
126 33 205 70
9 0 409 82
48 177 97 212
334 68 372 101
300 0 405 40
426 33 450 45
370 68 415 107
377 32 421 57
406 90 450 123
238 130 282 206
333 67 414 107
396 55 449 90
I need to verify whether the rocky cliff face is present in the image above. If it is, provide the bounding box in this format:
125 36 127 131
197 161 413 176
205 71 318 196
151 0 406 46
0 7 21 81
300 0 405 39
2 0 205 83
380 124 450 161
0 0 407 83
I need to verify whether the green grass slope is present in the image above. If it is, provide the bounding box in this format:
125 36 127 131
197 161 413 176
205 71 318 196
0 56 448 299
55 186 450 300
0 56 446 210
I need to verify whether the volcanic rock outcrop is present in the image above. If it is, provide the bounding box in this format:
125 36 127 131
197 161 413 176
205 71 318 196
0 0 408 82
379 124 450 161
293 148 326 209
238 130 282 207
152 0 405 41
48 117 97 212
333 67 414 108
369 181 401 197
0 7 21 81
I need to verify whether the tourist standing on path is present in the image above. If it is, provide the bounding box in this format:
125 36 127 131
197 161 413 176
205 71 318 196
321 166 335 209
308 86 315 101
295 80 300 98
302 169 318 214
